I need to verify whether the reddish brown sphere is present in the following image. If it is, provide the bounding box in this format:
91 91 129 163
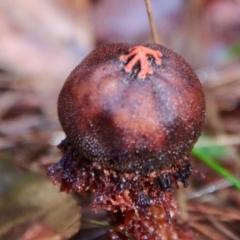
58 43 205 175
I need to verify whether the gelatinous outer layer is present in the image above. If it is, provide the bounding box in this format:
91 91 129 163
58 43 205 174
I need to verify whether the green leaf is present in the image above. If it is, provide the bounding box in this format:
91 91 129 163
228 40 240 60
192 147 240 190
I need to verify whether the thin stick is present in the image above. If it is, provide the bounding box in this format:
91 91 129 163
144 0 159 44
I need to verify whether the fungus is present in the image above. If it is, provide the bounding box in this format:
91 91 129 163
48 43 205 239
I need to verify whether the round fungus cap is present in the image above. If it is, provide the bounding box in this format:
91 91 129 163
58 43 205 175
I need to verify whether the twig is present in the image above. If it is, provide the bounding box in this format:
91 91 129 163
144 0 159 44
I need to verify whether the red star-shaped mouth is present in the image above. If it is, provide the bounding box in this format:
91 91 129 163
120 46 162 79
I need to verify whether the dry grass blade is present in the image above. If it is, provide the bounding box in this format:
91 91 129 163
189 221 226 240
188 203 240 221
208 217 240 240
204 68 240 89
186 179 232 200
196 135 240 147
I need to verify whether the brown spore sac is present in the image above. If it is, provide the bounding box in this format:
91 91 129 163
57 43 205 176
48 43 205 239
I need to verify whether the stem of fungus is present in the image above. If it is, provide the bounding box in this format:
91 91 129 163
144 0 160 44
